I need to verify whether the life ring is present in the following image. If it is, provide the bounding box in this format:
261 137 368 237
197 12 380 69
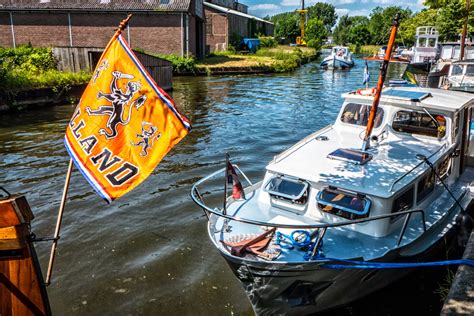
356 88 376 96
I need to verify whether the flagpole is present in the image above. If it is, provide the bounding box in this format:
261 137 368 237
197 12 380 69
44 14 133 286
223 153 229 215
45 159 73 285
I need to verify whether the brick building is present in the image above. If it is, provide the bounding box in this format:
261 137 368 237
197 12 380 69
0 0 205 58
205 0 273 53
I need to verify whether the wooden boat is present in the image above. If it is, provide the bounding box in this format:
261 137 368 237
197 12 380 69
0 190 51 315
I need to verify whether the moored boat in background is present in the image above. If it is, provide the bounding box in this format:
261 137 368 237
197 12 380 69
320 46 355 69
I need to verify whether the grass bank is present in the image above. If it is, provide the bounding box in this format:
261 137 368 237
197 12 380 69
157 45 318 75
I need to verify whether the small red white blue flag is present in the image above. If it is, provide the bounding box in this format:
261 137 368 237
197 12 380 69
363 60 370 85
226 158 245 200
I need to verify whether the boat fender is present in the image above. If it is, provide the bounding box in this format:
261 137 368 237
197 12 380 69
356 88 376 96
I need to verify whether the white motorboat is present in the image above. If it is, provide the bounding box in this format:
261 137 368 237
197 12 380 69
191 16 474 315
446 59 474 93
320 46 354 69
401 26 439 71
192 86 474 314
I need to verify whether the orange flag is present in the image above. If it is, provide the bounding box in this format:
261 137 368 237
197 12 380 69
65 33 191 203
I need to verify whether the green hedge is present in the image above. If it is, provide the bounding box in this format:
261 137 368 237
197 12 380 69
0 46 91 91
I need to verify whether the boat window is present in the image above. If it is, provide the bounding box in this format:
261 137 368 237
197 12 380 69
392 111 446 138
466 65 474 76
419 38 427 47
417 171 435 203
451 65 463 76
317 188 370 220
428 38 437 47
391 186 414 222
437 156 451 180
340 103 384 128
265 176 308 205
466 47 474 59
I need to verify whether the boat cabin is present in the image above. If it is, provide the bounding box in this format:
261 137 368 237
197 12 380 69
447 59 474 92
331 46 350 57
261 87 473 238
411 26 439 64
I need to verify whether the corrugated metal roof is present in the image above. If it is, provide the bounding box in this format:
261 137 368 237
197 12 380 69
204 2 273 25
0 0 191 12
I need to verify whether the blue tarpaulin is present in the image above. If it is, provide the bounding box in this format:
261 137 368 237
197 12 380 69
241 38 260 53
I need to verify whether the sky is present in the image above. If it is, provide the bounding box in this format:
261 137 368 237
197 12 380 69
246 0 426 18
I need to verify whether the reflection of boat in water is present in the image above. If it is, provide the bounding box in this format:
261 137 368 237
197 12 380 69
192 86 474 314
320 46 354 69
191 15 474 315
0 189 51 315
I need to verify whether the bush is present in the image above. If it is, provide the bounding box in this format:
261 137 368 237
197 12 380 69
0 46 91 91
258 36 277 48
156 54 196 73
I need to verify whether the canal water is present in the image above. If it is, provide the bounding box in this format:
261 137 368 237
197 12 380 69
0 56 453 315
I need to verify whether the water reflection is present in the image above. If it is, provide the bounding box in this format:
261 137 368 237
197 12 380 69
0 57 431 315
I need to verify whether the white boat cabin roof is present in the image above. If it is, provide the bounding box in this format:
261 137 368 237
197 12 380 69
266 87 473 199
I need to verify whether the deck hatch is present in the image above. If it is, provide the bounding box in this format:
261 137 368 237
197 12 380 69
327 148 372 165
317 188 371 219
264 176 308 202
382 90 431 102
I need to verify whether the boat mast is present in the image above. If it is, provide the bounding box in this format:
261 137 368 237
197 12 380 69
460 0 471 60
362 13 400 151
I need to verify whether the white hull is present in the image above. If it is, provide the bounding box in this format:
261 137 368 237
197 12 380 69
320 56 354 69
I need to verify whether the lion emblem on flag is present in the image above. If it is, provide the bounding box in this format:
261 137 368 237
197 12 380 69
86 70 147 139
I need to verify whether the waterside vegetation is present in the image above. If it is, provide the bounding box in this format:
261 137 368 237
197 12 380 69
0 46 90 93
156 45 317 75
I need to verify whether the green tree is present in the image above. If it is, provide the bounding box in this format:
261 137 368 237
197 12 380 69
399 9 437 45
272 13 300 42
436 0 473 41
348 16 371 45
333 15 352 45
369 6 413 45
307 3 338 32
305 17 327 49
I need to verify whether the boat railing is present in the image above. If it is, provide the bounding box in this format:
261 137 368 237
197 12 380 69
191 166 427 257
389 143 450 192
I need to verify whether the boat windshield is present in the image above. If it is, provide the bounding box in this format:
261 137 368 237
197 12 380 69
392 111 446 138
340 103 384 127
265 176 308 204
451 65 463 76
466 65 474 76
317 188 370 220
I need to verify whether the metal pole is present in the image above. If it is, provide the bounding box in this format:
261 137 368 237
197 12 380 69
223 153 229 215
460 0 471 61
68 13 73 47
9 12 16 49
45 159 73 285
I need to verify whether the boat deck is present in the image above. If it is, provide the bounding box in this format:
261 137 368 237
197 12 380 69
211 167 474 263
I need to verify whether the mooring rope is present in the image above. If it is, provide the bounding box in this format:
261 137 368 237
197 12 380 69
318 257 474 269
